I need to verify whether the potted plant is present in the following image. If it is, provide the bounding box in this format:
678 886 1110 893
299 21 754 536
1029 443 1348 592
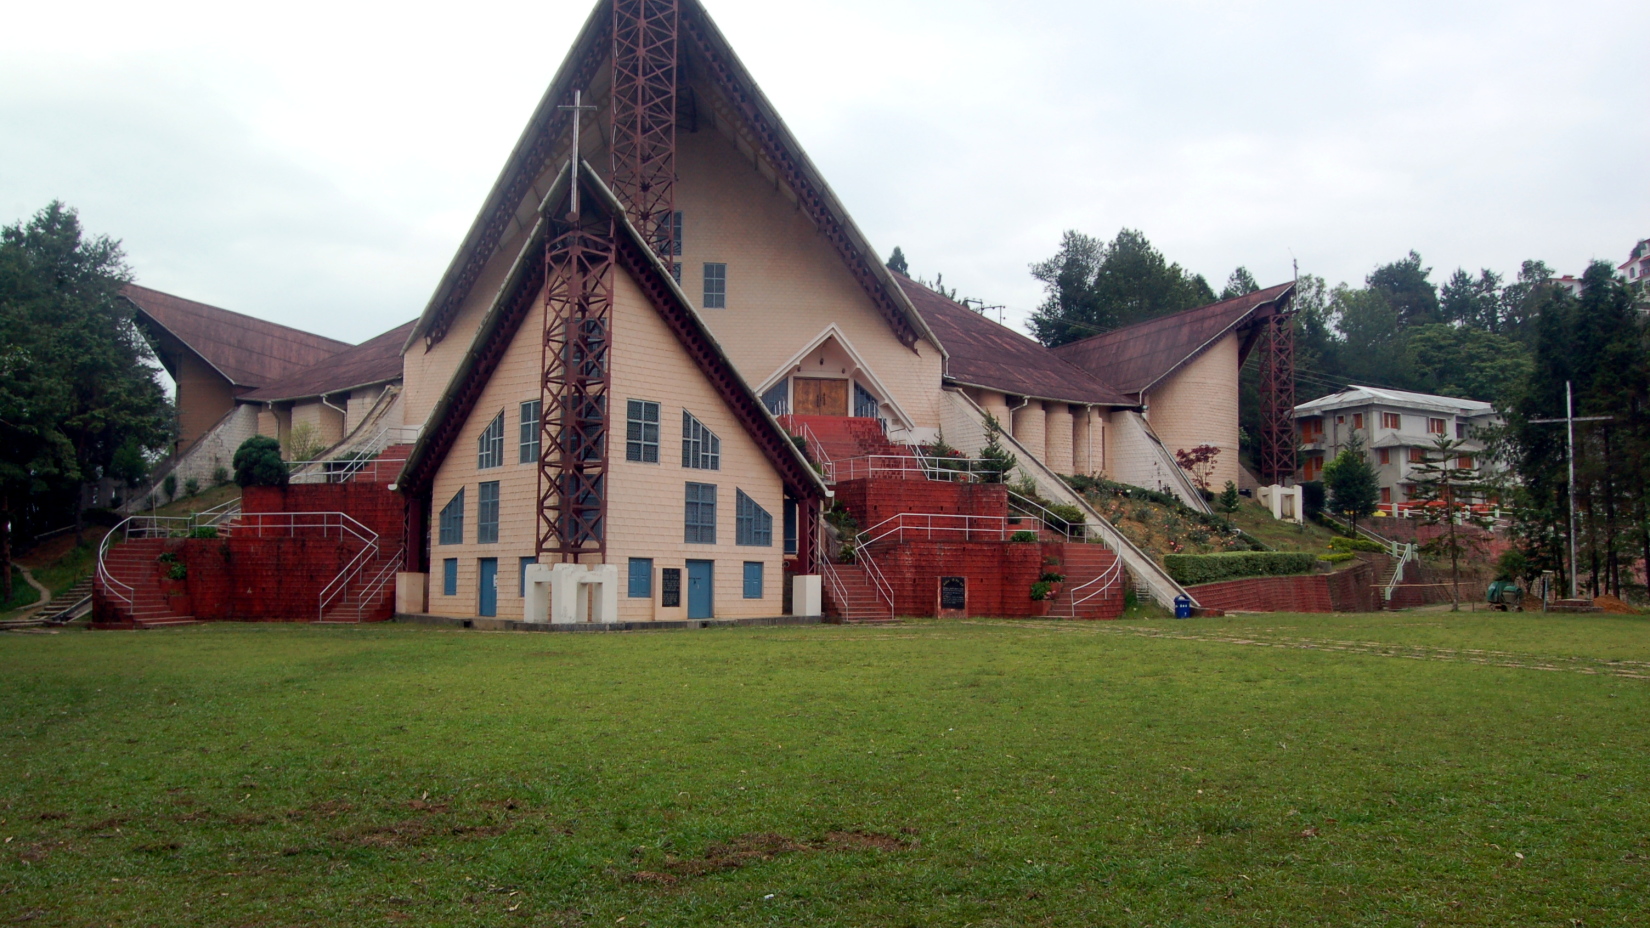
156 552 192 615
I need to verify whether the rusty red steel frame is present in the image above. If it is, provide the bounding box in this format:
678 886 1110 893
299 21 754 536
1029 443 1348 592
537 213 617 561
610 0 678 260
1256 308 1297 486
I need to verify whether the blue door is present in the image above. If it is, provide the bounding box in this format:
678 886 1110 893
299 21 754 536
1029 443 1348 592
686 560 713 619
478 558 498 617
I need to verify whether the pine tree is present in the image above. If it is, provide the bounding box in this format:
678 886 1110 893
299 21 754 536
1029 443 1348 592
977 414 1018 484
1408 435 1492 610
885 246 909 275
1217 480 1240 514
1322 432 1380 535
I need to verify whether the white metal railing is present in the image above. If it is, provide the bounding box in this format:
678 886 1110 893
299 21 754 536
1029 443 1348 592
849 537 895 619
1006 490 1092 543
230 511 377 545
317 540 381 620
288 423 421 485
1384 542 1418 602
792 421 833 475
95 513 232 611
1059 555 1125 618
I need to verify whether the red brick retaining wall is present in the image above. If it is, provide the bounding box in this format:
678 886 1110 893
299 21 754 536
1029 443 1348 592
1188 562 1378 613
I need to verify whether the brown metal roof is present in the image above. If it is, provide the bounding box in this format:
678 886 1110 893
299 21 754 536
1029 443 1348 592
240 320 415 402
122 283 352 388
1050 282 1295 397
897 274 1133 407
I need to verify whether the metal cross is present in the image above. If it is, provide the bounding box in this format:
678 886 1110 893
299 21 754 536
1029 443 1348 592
1529 380 1613 599
558 89 599 220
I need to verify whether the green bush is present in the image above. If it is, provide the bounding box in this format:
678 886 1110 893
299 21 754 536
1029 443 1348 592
1328 536 1383 553
1010 531 1038 543
184 477 200 497
233 436 289 488
187 526 218 539
1319 552 1356 564
162 474 177 502
1030 581 1054 601
1164 551 1319 585
211 464 231 487
1046 503 1085 528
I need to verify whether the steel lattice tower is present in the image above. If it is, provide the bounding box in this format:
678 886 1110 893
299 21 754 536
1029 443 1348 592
1256 310 1297 486
610 0 678 258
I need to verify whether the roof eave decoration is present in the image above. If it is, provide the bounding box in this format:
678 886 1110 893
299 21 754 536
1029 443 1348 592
398 160 828 504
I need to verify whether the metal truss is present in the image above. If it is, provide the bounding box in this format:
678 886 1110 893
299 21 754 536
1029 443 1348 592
611 0 677 259
538 212 616 561
1256 310 1297 486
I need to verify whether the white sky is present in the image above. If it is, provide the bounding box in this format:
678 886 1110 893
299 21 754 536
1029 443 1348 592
3 0 1645 344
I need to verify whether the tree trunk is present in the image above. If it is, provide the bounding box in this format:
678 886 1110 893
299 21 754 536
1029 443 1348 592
1 493 11 602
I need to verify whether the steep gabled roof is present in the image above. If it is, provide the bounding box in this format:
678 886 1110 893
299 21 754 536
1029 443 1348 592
1050 282 1295 397
895 274 1133 407
240 320 416 403
405 0 942 359
398 162 826 504
123 284 351 389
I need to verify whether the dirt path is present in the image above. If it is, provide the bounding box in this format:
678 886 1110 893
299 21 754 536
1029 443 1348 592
5 562 50 618
961 619 1650 680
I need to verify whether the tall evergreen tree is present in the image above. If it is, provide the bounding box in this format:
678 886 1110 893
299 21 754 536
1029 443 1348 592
1366 250 1440 327
1408 435 1493 610
1028 228 1215 346
0 202 173 594
1220 266 1259 300
1322 432 1380 535
884 246 908 275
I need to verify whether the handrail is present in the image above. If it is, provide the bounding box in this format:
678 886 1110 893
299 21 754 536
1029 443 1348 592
1006 490 1089 543
230 511 377 546
351 547 404 621
1061 555 1124 618
793 421 833 473
848 537 896 619
1383 542 1417 601
318 539 380 619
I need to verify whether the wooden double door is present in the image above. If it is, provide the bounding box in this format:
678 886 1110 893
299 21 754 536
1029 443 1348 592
792 377 849 417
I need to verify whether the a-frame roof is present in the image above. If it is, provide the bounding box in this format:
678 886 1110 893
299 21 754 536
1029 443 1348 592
240 320 416 403
896 274 1133 407
397 162 827 504
404 0 942 360
122 283 352 389
1050 282 1296 398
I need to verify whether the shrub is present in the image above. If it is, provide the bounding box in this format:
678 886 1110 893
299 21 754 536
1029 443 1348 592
1328 536 1383 553
1319 552 1356 564
187 526 218 539
1030 581 1054 601
1217 480 1241 514
211 465 231 487
162 474 177 502
233 436 289 488
184 477 200 497
1046 503 1085 528
166 562 188 581
283 422 327 463
1010 531 1038 543
1164 551 1319 585
1039 572 1066 584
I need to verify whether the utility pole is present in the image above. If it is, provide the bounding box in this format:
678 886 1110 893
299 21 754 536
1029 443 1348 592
1529 380 1612 599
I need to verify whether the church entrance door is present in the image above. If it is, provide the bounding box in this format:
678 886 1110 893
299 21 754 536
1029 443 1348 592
792 378 848 416
686 560 714 619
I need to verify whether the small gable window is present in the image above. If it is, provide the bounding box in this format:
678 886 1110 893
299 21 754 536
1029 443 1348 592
683 411 721 470
520 400 541 464
478 412 505 469
736 489 773 546
685 482 717 544
703 262 726 309
439 488 465 545
477 481 500 544
626 399 660 463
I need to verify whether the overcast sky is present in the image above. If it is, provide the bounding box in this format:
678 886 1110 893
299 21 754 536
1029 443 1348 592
4 0 1645 344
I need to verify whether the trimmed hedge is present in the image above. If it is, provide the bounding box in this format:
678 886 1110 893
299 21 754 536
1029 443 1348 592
1328 535 1384 553
1165 551 1319 585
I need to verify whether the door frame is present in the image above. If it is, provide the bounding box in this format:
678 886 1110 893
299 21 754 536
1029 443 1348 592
686 559 714 620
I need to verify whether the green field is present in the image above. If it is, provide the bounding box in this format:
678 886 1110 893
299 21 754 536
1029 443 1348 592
2 613 1647 926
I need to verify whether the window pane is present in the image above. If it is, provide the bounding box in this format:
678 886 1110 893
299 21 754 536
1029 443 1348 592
519 400 541 464
478 412 505 469
685 482 716 544
439 488 465 545
627 399 660 463
683 411 721 470
703 262 726 309
478 481 500 544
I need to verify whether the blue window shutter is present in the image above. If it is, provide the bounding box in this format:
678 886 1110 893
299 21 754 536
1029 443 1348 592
743 561 763 599
628 558 653 598
443 558 458 596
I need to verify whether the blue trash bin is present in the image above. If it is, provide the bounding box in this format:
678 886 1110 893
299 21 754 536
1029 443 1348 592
1174 595 1193 619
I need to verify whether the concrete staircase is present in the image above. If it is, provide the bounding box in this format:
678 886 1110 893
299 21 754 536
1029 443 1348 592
1047 543 1126 620
778 415 914 477
319 547 401 622
823 562 895 623
37 575 95 623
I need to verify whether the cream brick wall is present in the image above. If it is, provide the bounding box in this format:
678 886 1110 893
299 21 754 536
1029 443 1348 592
1141 333 1241 493
426 264 788 622
1010 402 1045 463
1043 402 1074 475
648 125 946 429
290 400 345 450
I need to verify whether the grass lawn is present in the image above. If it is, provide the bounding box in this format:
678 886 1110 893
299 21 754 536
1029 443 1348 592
2 613 1647 926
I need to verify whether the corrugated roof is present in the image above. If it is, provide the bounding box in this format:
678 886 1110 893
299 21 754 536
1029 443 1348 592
1295 385 1495 417
1050 283 1295 397
122 283 352 388
896 274 1132 407
240 320 416 402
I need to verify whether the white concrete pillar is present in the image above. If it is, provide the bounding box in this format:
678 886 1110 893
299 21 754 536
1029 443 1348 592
1010 401 1045 467
523 563 554 623
588 563 619 624
792 574 822 616
1043 402 1074 476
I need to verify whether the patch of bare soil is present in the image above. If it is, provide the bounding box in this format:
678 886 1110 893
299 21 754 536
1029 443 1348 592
631 830 916 884
1593 594 1640 614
